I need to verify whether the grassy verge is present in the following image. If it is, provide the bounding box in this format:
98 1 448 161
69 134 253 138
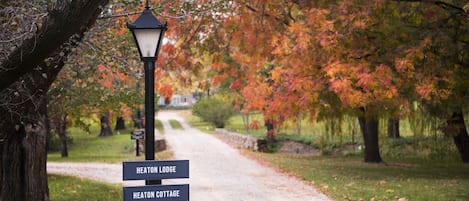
193 111 460 160
247 152 469 201
169 119 184 129
47 124 174 201
49 174 121 201
181 110 468 201
155 119 165 134
48 127 144 163
48 126 172 163
186 113 216 134
224 112 352 145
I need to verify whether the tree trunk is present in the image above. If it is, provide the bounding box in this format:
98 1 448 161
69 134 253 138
115 116 126 131
58 114 68 157
444 109 469 163
0 0 109 200
0 97 49 201
296 118 302 135
387 118 400 138
242 113 250 132
265 119 275 144
99 113 113 137
358 108 382 163
133 110 143 129
60 136 68 157
0 48 67 200
0 46 75 200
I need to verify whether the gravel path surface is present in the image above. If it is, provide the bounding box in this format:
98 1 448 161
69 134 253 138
159 111 330 201
47 111 332 201
47 161 143 186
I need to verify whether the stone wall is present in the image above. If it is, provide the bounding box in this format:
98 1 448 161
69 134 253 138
215 129 319 154
136 135 167 154
277 141 320 155
215 129 266 151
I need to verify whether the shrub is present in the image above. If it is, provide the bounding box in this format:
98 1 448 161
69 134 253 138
192 97 235 128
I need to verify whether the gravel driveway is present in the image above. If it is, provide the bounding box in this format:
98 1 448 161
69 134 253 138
47 111 332 201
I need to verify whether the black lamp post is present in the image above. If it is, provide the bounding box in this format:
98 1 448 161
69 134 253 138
127 0 167 186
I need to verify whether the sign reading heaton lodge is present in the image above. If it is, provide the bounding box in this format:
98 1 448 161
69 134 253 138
123 160 189 181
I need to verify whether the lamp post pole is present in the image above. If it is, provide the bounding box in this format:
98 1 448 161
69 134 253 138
135 82 142 157
143 58 159 185
127 0 167 186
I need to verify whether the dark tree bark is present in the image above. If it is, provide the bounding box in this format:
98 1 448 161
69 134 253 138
115 116 126 131
387 118 400 138
99 113 113 137
358 108 383 163
265 119 275 144
49 113 69 157
0 0 108 90
60 134 68 157
0 0 109 200
444 109 469 163
0 96 49 201
133 110 143 129
57 114 68 157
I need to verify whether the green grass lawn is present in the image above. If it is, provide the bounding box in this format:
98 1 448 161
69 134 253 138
48 126 173 200
48 127 144 163
155 119 165 134
48 127 173 163
169 119 184 129
225 113 364 146
224 112 450 148
49 174 121 201
186 114 216 134
181 110 469 201
247 152 469 201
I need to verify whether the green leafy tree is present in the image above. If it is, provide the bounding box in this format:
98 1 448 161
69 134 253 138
192 97 236 128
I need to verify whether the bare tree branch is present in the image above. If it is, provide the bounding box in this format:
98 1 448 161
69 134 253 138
98 5 215 20
394 0 465 13
0 0 109 91
246 4 290 26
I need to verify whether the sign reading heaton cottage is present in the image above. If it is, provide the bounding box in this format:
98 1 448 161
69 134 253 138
123 160 189 181
123 184 189 201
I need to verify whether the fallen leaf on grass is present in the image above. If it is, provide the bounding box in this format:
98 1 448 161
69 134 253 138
321 184 329 190
345 182 355 187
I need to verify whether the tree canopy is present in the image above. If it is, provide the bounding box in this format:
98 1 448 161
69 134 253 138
191 0 469 162
0 0 469 200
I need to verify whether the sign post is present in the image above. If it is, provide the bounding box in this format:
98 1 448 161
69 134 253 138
123 160 190 201
131 130 145 156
